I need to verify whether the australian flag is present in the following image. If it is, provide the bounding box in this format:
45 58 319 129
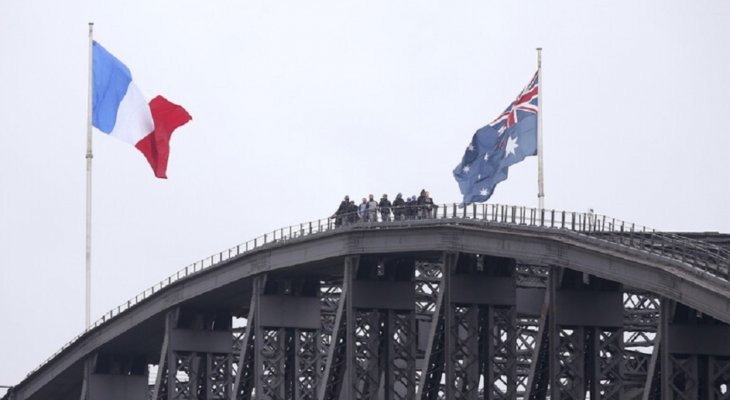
453 71 539 204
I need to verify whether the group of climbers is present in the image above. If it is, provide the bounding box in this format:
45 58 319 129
333 190 435 227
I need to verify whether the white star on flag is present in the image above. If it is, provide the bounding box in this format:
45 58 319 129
480 188 489 196
463 165 470 173
483 153 489 161
504 136 519 158
467 144 475 151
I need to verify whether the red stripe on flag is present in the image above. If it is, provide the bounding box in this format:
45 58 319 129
135 95 192 179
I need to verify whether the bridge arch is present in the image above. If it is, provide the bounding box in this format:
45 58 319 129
5 205 730 400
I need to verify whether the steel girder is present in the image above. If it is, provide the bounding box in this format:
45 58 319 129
152 308 234 400
137 253 730 400
659 301 730 400
418 252 519 400
547 268 626 400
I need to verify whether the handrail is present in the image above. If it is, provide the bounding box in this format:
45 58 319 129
21 203 730 380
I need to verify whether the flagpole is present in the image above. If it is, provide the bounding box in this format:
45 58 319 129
85 22 94 328
536 47 545 210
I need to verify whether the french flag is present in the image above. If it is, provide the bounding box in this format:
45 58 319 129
92 41 192 179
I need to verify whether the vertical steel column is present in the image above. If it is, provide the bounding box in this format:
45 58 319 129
166 310 178 399
344 255 417 400
707 356 730 400
522 289 550 400
659 300 730 399
548 267 560 400
345 256 357 400
451 304 479 400
319 257 355 400
487 305 517 400
660 299 672 399
623 291 661 400
294 329 320 400
590 327 623 399
164 307 232 400
352 309 382 399
553 326 587 399
232 282 258 400
154 312 172 400
443 252 457 400
549 268 625 400
444 253 517 400
319 278 342 383
416 262 446 400
517 264 550 400
640 326 661 400
549 267 587 400
385 309 417 400
254 274 321 400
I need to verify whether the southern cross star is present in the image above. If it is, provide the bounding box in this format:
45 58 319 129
463 165 471 173
467 144 475 151
480 188 489 196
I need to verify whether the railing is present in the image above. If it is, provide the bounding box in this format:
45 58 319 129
23 203 730 381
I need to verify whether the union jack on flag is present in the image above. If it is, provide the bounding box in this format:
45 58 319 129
490 71 539 132
453 70 540 204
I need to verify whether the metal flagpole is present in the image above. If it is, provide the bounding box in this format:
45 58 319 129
536 47 545 210
85 22 94 328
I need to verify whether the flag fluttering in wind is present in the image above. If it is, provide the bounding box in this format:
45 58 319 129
453 72 539 204
92 41 191 178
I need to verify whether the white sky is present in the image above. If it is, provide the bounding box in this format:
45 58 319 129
1 0 729 391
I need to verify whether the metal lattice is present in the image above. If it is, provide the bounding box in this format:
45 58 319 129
709 356 730 400
234 324 256 400
484 306 517 400
295 330 320 400
388 311 417 400
624 291 660 399
353 310 382 399
320 279 342 377
553 327 586 400
594 329 624 399
450 305 480 399
259 328 288 400
669 355 699 400
418 293 446 400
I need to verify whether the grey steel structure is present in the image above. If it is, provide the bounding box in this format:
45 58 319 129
4 204 730 400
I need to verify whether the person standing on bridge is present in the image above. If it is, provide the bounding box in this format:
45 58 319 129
358 198 368 221
348 200 358 223
367 194 378 222
406 195 417 219
392 193 405 220
333 195 350 227
417 190 428 219
424 190 435 218
379 194 392 222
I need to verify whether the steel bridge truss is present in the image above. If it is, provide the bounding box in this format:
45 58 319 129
74 251 730 400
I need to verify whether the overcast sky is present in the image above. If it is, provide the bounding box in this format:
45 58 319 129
1 0 729 391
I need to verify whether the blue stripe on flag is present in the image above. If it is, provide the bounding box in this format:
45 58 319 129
92 41 132 134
